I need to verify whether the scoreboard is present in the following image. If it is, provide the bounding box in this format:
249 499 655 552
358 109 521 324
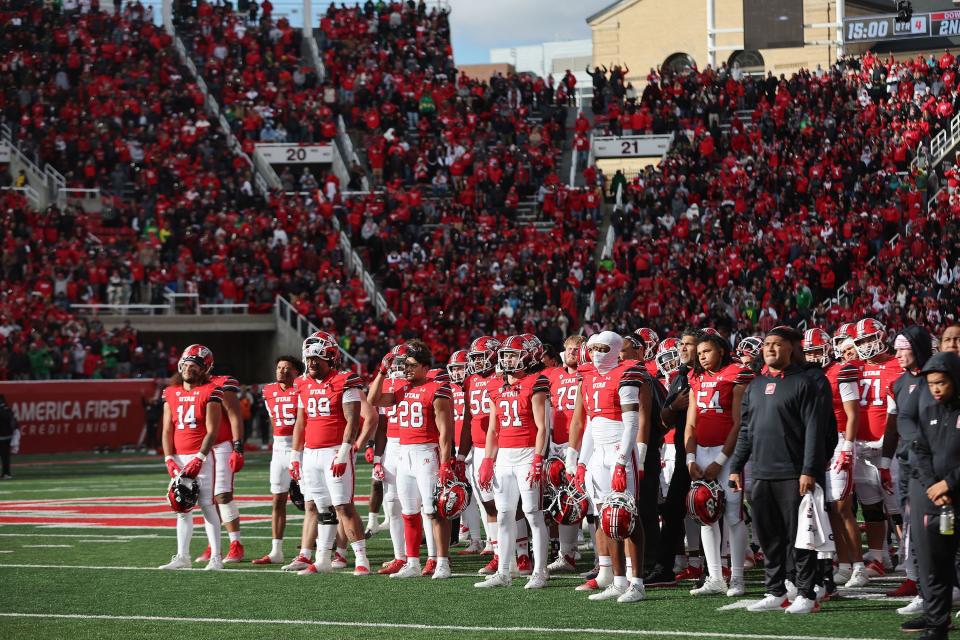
844 11 960 44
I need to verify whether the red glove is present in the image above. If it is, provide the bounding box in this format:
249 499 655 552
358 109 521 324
289 460 301 481
377 352 396 376
182 456 203 479
364 443 375 464
331 444 352 478
879 467 894 494
478 458 495 489
229 451 244 473
612 463 628 492
164 457 180 478
575 462 587 488
452 457 467 481
331 460 347 478
439 460 455 484
526 454 544 487
834 448 853 472
372 462 385 481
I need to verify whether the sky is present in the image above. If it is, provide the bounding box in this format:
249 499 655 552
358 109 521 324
447 0 613 64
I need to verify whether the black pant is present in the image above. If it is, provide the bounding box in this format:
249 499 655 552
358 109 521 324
911 482 958 632
0 439 10 476
751 478 818 599
655 445 691 572
638 451 662 572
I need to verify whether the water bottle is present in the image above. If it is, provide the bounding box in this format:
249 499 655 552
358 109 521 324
941 504 955 536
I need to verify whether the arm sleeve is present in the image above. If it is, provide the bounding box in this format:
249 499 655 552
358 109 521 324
730 385 753 472
838 381 859 404
580 421 594 465
342 388 362 404
617 385 640 462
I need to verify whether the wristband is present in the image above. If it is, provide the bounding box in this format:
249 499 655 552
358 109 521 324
195 452 207 461
686 453 696 466
841 440 854 452
713 452 728 466
337 442 352 462
636 442 648 464
615 453 628 466
291 449 303 464
164 455 174 462
232 440 243 453
879 457 891 470
373 455 381 464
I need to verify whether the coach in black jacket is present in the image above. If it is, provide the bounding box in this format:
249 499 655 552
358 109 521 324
730 327 826 613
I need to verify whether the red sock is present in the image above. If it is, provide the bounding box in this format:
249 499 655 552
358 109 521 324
403 513 422 560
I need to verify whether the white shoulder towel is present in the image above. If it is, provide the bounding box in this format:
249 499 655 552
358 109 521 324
795 484 835 553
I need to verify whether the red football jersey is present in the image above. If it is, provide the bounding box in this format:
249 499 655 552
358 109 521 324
297 370 364 448
210 374 240 444
858 354 903 441
164 381 223 455
823 360 861 434
262 381 298 437
384 377 408 439
488 372 551 449
465 372 498 447
451 382 465 447
393 379 452 445
689 363 754 447
579 361 646 422
546 366 578 445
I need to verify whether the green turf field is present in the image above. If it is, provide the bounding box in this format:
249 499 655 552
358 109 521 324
0 452 916 639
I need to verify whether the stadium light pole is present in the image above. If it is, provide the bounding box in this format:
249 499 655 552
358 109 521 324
836 0 845 58
706 0 716 68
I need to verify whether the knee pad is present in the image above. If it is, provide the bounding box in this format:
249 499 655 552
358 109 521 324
319 508 339 526
862 502 885 523
219 501 240 524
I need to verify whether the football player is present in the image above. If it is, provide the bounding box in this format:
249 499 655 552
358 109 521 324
852 318 903 577
567 331 653 603
634 328 660 380
475 335 552 589
803 329 867 587
159 345 224 570
251 355 304 565
369 340 456 579
448 349 485 554
289 332 369 576
685 332 753 597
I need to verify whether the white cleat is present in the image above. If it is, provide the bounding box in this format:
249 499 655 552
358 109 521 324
832 568 851 584
353 563 371 577
547 554 577 573
331 552 348 570
898 595 924 615
281 555 312 572
747 594 787 612
785 596 818 614
844 566 869 588
524 572 550 590
459 539 485 554
474 573 512 588
785 580 798 601
690 576 728 596
204 555 224 571
158 555 191 570
432 563 452 580
389 561 422 579
588 583 627 601
726 577 746 597
617 583 646 603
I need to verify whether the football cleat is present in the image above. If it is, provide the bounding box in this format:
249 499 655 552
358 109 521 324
832 567 851 584
195 545 211 563
588 584 627 601
478 554 499 575
690 576 728 596
524 572 549 589
785 580 799 601
378 559 406 575
864 559 885 578
617 583 646 603
747 594 788 612
353 563 371 577
251 554 282 565
474 573 512 588
887 578 917 597
224 541 244 564
480 541 495 555
784 596 819 614
457 540 485 555
547 554 577 573
897 595 925 615
845 566 870 588
389 561 422 579
727 577 746 597
204 555 224 571
421 558 437 576
675 565 703 581
431 563 452 580
297 564 318 576
331 552 348 570
516 554 533 576
158 554 191 570
580 562 599 579
281 555 312 572
643 567 678 588
575 578 602 592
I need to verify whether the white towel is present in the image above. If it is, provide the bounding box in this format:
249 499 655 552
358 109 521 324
795 484 836 553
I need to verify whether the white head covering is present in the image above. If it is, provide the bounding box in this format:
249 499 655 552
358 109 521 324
588 331 623 374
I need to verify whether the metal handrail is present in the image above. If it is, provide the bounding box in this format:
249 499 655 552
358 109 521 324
275 296 362 373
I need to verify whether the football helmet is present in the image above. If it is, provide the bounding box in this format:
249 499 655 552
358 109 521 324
497 334 540 373
388 344 412 376
288 479 306 510
521 333 545 364
546 481 590 526
433 477 472 520
686 479 726 526
655 338 681 377
302 330 340 364
854 317 887 360
468 336 500 375
833 322 856 359
446 350 469 384
634 327 660 361
735 336 763 361
544 456 567 491
178 344 214 375
600 492 637 541
577 341 590 366
167 474 200 513
700 327 721 337
802 328 832 366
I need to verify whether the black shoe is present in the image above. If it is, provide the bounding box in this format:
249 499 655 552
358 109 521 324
643 567 678 587
900 617 928 633
917 628 948 640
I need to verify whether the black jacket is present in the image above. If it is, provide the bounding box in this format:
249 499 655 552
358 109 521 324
913 351 960 513
892 326 934 462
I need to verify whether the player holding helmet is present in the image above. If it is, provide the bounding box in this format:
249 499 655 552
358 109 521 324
159 345 225 570
448 349 485 553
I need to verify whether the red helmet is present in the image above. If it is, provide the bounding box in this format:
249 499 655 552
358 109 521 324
521 333 545 364
802 328 832 366
687 479 726 526
701 327 721 337
388 344 412 376
833 322 857 359
577 341 591 366
545 456 567 491
433 477 472 520
167 474 200 513
599 492 637 541
736 335 763 361
178 344 214 375
854 317 887 360
497 334 539 373
655 338 680 377
546 481 590 526
468 336 500 375
446 349 469 384
303 330 340 365
634 327 660 361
